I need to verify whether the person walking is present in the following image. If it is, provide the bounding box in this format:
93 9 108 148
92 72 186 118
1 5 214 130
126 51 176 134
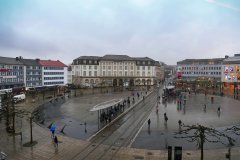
54 135 58 148
50 124 56 138
203 104 206 111
217 106 221 112
147 119 151 127
178 120 182 126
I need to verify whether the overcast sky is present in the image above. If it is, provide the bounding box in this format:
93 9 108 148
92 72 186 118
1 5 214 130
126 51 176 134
0 0 240 65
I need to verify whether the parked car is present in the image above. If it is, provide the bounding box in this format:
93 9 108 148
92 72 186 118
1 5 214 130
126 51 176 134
13 93 26 103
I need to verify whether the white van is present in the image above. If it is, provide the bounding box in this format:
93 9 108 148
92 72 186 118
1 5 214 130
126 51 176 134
13 93 26 103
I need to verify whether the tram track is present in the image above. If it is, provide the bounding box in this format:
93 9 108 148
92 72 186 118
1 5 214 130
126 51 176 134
70 88 160 160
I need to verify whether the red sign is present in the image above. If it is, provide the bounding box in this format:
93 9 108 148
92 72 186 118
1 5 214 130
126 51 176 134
0 69 10 72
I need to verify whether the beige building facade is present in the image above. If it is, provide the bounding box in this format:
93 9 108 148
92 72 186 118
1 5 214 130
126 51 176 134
71 55 164 87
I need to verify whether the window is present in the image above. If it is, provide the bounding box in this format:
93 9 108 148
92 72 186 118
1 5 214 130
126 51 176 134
89 60 92 64
125 66 127 70
148 61 151 65
119 66 122 70
114 66 117 70
125 71 127 76
89 71 92 76
83 65 86 70
137 71 140 76
131 71 133 76
142 66 145 70
95 61 97 64
94 66 97 70
137 66 140 70
108 66 111 70
142 72 145 76
143 61 145 65
131 66 133 70
114 71 116 76
108 71 111 76
94 71 97 76
83 60 86 64
103 71 105 76
89 66 92 69
148 66 150 70
83 71 86 76
119 71 122 76
103 66 106 70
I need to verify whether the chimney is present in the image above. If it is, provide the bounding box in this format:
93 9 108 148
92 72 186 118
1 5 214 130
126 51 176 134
225 55 229 59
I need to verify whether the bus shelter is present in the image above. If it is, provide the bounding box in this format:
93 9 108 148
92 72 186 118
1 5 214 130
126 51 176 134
90 98 124 129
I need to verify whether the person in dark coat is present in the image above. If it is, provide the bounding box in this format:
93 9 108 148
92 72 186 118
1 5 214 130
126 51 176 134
147 119 151 127
54 135 58 148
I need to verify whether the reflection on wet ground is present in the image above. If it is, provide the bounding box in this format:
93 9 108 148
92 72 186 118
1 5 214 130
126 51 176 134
35 90 240 150
35 91 135 140
132 92 240 150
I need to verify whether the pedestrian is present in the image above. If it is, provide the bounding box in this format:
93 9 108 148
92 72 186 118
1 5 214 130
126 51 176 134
50 124 56 138
211 97 214 103
54 135 58 148
165 116 168 122
164 112 167 117
148 119 151 127
178 120 182 126
217 106 220 112
203 104 206 111
156 108 158 114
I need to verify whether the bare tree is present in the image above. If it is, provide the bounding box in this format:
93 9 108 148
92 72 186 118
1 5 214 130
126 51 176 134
175 124 235 160
226 125 240 135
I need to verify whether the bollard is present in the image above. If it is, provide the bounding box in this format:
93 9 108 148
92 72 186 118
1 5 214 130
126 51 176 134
168 146 172 160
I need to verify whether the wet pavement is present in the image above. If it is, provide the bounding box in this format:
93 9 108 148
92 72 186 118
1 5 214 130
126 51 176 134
36 91 145 140
1 87 240 159
132 91 240 150
33 87 240 150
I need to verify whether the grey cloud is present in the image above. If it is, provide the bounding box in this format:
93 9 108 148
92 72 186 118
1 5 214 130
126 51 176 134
0 25 59 56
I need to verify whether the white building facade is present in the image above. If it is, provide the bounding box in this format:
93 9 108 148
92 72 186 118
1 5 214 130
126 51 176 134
39 60 68 86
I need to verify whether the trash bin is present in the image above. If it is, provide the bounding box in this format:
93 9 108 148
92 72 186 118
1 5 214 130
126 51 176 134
174 146 182 160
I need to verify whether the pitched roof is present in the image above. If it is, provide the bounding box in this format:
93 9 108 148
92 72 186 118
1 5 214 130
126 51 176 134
132 57 154 61
19 59 41 66
0 56 24 65
101 54 133 61
39 60 67 67
76 56 100 60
